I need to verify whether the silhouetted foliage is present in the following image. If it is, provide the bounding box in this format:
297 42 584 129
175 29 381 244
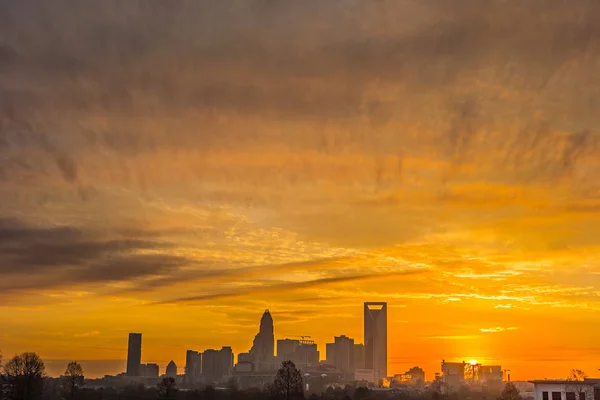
2 352 46 400
566 369 588 400
499 383 522 400
63 362 84 400
569 370 587 381
121 383 153 400
0 379 508 400
354 387 370 400
271 361 303 400
157 377 178 399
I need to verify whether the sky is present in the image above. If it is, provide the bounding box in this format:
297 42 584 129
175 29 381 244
1 0 600 380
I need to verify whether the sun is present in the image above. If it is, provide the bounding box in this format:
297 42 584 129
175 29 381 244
469 360 478 365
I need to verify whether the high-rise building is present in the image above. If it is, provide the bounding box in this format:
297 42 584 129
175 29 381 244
126 333 142 376
249 310 275 363
364 302 387 382
166 360 177 377
277 339 299 360
325 342 335 365
276 338 318 370
141 363 159 378
202 347 234 383
354 343 366 370
292 342 319 370
185 350 202 383
333 335 355 377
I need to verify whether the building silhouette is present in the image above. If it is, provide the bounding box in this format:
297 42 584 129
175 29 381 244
140 363 159 378
275 338 318 371
364 302 387 382
393 366 425 386
277 339 299 360
354 343 365 370
166 360 177 377
126 333 142 377
325 343 335 365
185 350 201 384
333 335 355 378
249 310 274 363
202 346 234 383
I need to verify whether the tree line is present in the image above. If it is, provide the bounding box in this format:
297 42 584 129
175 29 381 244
0 351 537 400
0 352 84 400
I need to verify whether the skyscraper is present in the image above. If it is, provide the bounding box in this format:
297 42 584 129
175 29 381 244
354 343 366 370
364 302 387 382
126 333 142 376
141 363 159 378
166 360 177 377
202 347 234 383
325 342 335 365
185 350 202 384
249 310 274 362
333 335 355 377
277 339 299 360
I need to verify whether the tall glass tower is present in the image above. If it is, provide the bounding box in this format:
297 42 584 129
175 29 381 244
364 302 387 383
126 333 142 376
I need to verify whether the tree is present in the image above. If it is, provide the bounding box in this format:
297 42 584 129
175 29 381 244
499 382 522 400
272 361 304 400
157 377 177 399
3 352 46 400
354 387 369 400
566 370 588 400
63 362 85 400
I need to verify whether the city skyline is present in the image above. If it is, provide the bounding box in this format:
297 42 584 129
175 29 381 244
5 305 587 381
2 0 600 384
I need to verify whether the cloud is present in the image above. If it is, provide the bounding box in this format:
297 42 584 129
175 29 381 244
425 335 479 340
153 268 429 305
0 217 188 292
479 327 518 333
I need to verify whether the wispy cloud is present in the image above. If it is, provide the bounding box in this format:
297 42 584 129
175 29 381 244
479 327 518 333
425 335 479 340
152 268 430 305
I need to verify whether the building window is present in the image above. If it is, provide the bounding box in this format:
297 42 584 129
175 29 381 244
579 393 586 400
567 392 576 400
552 392 562 400
543 392 549 400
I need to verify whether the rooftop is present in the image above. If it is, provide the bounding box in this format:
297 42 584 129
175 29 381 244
528 380 598 385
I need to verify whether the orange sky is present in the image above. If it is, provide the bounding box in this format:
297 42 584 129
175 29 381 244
1 0 600 380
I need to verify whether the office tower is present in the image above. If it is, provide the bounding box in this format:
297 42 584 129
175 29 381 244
219 346 234 379
333 335 355 376
249 310 275 362
202 347 234 383
293 342 319 369
185 350 201 383
277 339 300 360
166 360 177 377
354 343 366 369
325 342 335 365
364 302 387 382
126 333 142 376
143 363 160 378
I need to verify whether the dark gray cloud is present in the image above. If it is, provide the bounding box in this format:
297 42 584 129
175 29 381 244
113 257 351 294
0 217 187 292
154 268 429 305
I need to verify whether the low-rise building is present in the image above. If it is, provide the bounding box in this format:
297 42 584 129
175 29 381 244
529 380 598 400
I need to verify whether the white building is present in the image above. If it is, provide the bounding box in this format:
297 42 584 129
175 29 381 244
530 380 597 400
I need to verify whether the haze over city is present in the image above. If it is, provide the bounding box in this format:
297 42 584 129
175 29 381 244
2 0 600 383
